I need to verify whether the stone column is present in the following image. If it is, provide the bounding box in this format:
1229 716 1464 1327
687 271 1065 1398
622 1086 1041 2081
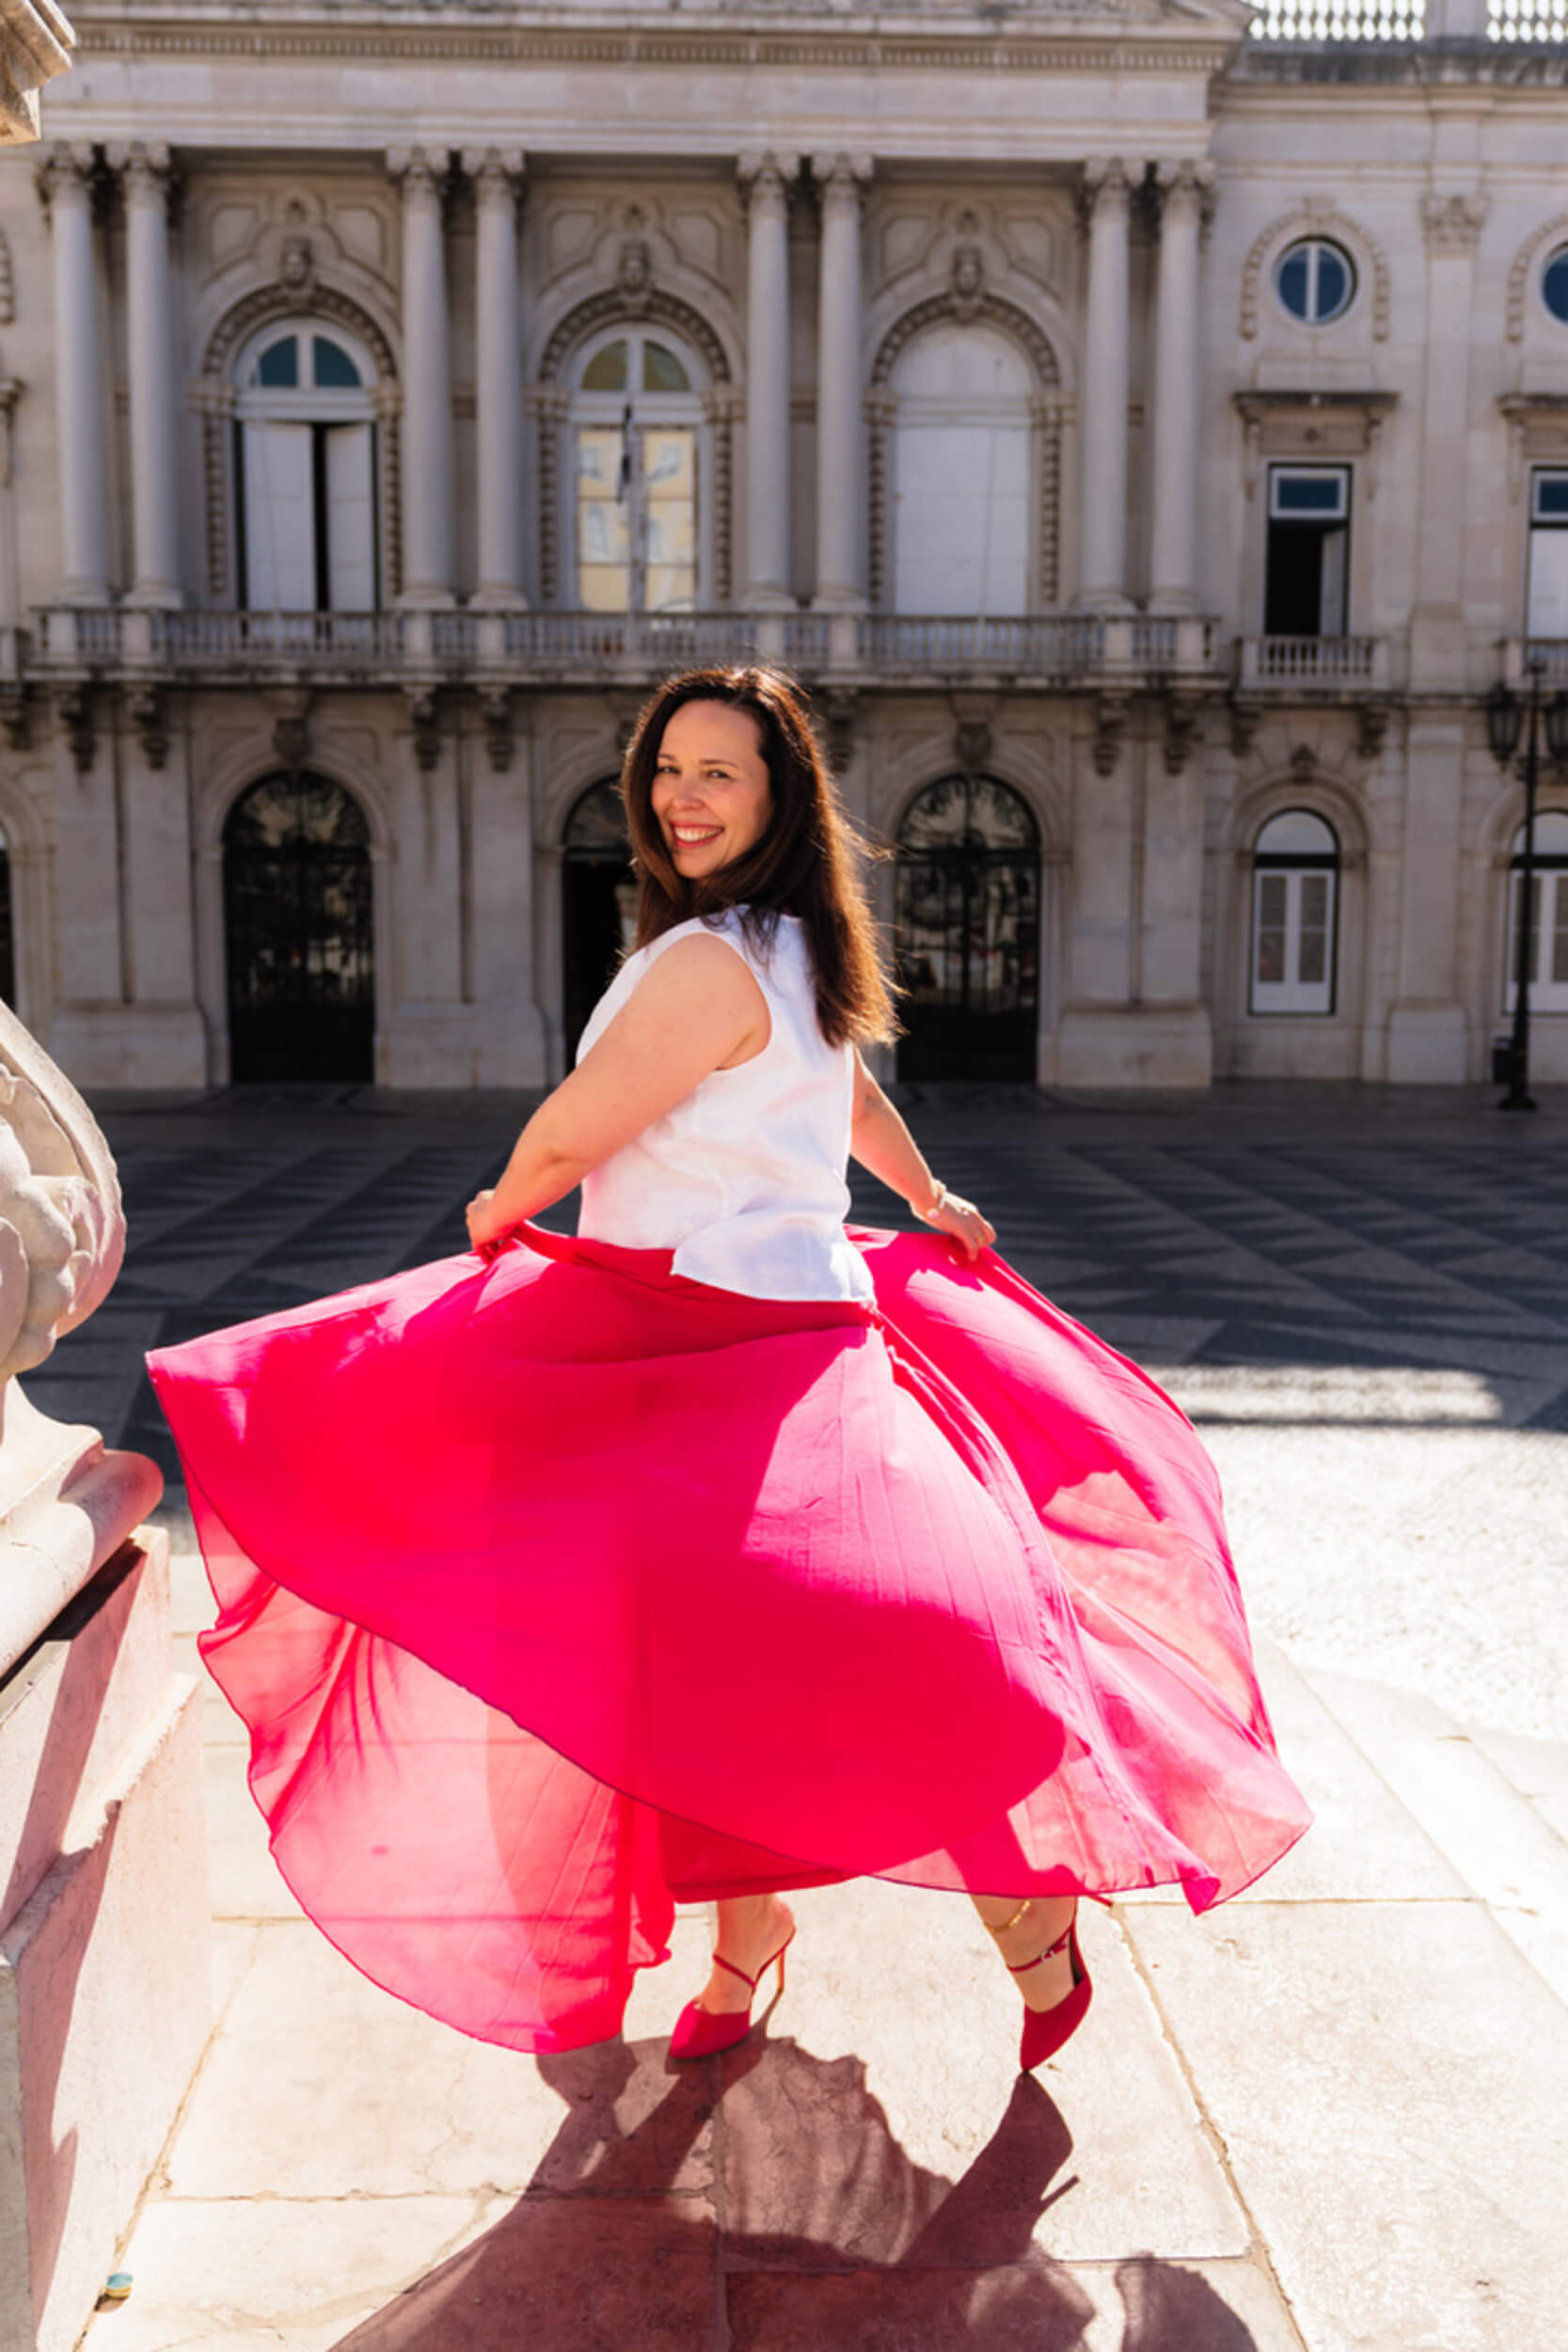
737 151 795 612
1077 156 1134 615
811 151 871 616
388 146 454 605
116 141 182 607
40 143 109 603
465 146 526 607
1148 160 1208 616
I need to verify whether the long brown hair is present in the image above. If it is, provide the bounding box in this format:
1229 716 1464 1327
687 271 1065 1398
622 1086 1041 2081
620 666 896 1048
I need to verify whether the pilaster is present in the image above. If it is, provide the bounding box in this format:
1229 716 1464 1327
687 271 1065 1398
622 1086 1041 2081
388 145 455 607
1076 156 1135 616
738 151 797 613
463 147 527 609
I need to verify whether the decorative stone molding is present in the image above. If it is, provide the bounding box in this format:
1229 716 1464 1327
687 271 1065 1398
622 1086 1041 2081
818 685 858 777
405 687 440 771
1497 390 1568 501
270 690 309 776
1163 691 1204 777
0 225 12 321
1506 213 1568 341
1153 156 1214 235
126 685 166 770
1078 154 1135 230
1421 190 1488 256
0 0 73 148
1354 702 1391 764
1240 199 1391 342
56 681 92 770
1228 697 1263 760
1233 388 1398 501
948 208 986 320
34 134 94 220
466 145 524 214
0 680 29 749
1091 691 1130 778
868 292 1063 611
616 203 655 313
480 687 513 772
198 280 401 606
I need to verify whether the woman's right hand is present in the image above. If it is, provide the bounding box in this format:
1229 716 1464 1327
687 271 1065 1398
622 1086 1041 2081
923 1189 996 1263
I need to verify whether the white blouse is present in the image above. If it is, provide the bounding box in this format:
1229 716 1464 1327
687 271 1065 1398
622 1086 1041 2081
575 906 874 1305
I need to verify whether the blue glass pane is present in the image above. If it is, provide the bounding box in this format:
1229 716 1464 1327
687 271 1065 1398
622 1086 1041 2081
1314 249 1349 321
1544 251 1568 327
313 336 361 389
1277 249 1309 320
1275 475 1344 514
256 337 298 388
1536 476 1568 516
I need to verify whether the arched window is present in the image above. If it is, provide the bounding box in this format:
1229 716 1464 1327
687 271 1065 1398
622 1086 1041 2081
1505 810 1568 1015
1250 810 1339 1016
224 772 374 1081
0 823 13 1006
570 328 705 612
890 325 1034 615
562 781 636 1057
895 773 1040 1079
234 320 380 611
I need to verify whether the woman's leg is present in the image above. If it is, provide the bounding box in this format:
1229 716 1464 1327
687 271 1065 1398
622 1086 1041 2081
973 1893 1079 2011
692 1890 797 2016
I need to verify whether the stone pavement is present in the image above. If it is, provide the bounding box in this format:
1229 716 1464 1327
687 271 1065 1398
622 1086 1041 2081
35 1081 1568 2352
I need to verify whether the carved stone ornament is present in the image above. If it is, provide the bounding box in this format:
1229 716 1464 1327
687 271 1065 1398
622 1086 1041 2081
480 688 513 773
127 685 167 771
1227 697 1263 761
1355 702 1390 765
57 682 93 771
1421 191 1487 258
278 230 315 297
1163 693 1204 778
616 208 654 314
0 1000 162 1676
950 212 985 322
0 0 75 148
406 688 441 771
1092 693 1129 779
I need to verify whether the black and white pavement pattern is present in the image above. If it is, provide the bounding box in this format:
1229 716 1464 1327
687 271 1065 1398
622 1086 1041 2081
37 1079 1568 1740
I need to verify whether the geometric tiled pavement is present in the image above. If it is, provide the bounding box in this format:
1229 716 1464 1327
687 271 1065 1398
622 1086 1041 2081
36 1076 1568 1490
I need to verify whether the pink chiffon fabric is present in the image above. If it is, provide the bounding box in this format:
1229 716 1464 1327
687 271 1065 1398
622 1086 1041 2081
148 1222 1310 2054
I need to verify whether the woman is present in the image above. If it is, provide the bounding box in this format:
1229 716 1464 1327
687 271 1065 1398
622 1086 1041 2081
149 666 1309 2073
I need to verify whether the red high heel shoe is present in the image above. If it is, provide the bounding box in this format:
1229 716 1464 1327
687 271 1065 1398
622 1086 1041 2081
1006 1910 1093 2073
669 1928 796 2061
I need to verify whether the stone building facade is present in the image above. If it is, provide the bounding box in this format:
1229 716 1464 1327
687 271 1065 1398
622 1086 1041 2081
0 0 1566 1092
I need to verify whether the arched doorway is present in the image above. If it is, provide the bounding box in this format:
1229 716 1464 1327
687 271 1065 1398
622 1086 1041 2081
895 774 1041 1080
224 771 374 1082
562 780 636 1061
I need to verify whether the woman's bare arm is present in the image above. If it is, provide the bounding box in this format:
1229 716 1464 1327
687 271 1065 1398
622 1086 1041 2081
466 935 768 1248
848 1052 996 1263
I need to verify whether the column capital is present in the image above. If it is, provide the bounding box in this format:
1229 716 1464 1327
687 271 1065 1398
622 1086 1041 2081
106 141 175 210
1080 156 1135 223
1153 156 1213 225
737 152 799 213
36 141 96 219
461 147 526 210
811 152 874 207
387 146 450 205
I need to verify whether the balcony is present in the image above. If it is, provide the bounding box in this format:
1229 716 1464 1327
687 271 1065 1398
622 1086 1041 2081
1499 638 1568 691
21 607 1219 691
1235 635 1395 695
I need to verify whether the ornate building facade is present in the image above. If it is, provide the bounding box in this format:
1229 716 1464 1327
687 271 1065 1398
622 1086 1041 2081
0 0 1565 1090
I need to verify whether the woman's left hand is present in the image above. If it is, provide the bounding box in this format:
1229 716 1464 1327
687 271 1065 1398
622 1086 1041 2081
466 1188 504 1253
926 1190 996 1263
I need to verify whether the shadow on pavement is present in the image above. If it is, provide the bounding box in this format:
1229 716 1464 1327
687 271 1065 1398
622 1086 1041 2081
331 2034 1261 2351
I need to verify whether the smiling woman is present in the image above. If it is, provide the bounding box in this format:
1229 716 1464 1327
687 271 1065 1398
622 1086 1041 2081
148 662 1309 2082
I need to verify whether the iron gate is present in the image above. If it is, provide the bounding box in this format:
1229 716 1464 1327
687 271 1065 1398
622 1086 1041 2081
224 771 374 1083
895 773 1041 1081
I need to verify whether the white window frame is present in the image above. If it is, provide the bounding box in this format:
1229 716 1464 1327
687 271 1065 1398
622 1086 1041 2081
1504 815 1568 1014
565 326 708 613
1264 466 1352 639
1249 811 1340 1017
1527 469 1568 641
233 318 380 613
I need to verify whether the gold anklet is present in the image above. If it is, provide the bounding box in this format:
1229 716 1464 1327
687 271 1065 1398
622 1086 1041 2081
988 1897 1034 1939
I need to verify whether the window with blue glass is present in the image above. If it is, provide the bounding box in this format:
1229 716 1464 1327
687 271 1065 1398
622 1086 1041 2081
1542 246 1568 328
1528 472 1568 640
1275 240 1356 327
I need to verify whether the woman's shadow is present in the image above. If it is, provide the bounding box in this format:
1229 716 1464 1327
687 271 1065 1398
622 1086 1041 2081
330 2033 1264 2351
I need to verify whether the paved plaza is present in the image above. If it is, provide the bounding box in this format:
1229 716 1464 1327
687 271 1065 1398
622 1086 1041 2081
36 1081 1568 2351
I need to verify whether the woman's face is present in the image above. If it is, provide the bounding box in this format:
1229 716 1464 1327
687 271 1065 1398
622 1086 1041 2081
650 700 773 882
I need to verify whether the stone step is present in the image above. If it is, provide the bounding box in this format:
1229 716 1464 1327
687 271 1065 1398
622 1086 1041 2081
1293 1659 1568 2008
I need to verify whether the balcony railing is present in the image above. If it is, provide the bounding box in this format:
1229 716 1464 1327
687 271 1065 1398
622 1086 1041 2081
1236 635 1391 691
24 606 1220 687
1500 637 1568 690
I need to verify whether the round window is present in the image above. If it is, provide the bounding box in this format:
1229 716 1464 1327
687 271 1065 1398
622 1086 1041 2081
1543 246 1568 327
1275 239 1356 327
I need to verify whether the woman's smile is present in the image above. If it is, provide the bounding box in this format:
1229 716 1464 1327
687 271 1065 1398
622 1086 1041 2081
651 700 773 875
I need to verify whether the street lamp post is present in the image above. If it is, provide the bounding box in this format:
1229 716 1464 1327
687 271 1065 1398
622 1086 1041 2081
1487 657 1568 1113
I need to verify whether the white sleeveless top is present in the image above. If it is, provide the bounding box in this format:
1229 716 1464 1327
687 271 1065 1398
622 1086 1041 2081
575 907 874 1305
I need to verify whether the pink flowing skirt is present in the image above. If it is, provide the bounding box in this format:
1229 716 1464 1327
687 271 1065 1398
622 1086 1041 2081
148 1223 1309 2053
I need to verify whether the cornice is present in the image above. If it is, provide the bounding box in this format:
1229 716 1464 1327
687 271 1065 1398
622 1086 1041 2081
68 8 1242 74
